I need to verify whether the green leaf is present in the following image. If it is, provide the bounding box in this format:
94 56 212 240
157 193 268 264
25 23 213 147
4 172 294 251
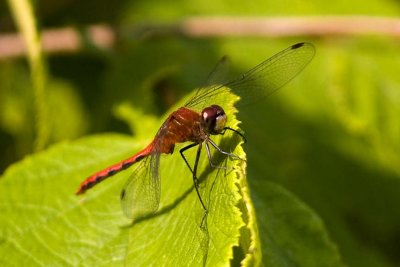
0 91 256 266
251 181 344 267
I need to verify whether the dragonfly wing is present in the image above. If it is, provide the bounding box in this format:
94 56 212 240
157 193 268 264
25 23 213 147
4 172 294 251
189 55 231 104
204 55 231 87
120 153 161 220
185 42 315 110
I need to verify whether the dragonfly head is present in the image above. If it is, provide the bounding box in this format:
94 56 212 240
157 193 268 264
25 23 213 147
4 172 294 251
201 105 227 135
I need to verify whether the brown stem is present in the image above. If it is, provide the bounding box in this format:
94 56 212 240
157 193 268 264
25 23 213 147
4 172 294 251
1 16 400 59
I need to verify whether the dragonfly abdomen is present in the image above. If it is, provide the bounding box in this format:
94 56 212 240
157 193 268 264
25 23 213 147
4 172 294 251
76 142 153 195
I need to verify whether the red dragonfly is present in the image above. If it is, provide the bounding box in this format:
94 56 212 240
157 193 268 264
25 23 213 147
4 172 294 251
76 42 315 219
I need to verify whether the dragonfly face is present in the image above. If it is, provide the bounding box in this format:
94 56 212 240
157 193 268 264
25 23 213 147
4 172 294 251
201 105 227 135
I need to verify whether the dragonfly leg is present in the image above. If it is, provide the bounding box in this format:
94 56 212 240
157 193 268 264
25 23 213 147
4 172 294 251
204 141 231 170
207 138 246 162
180 142 198 173
180 143 207 211
220 127 247 143
192 143 207 211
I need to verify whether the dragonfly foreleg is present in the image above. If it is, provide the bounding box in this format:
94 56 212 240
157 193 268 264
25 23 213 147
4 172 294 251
220 127 247 143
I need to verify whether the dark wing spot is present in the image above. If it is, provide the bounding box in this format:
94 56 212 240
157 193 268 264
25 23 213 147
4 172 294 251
291 42 305 49
120 189 126 200
108 169 116 176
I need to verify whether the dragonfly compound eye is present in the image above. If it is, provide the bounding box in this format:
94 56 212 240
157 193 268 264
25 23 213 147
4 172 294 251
201 105 227 134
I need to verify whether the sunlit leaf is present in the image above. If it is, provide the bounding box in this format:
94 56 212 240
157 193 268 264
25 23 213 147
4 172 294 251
0 92 248 266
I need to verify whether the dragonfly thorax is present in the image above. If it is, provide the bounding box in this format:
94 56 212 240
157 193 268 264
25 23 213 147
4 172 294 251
201 105 227 135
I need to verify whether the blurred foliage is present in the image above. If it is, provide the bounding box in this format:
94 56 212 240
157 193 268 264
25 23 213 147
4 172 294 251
1 0 400 266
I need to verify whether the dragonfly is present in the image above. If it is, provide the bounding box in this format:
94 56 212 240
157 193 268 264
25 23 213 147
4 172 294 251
76 42 315 219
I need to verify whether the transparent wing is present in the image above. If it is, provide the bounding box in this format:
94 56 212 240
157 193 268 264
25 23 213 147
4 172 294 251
204 55 231 87
190 55 231 103
185 42 315 111
120 153 161 219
